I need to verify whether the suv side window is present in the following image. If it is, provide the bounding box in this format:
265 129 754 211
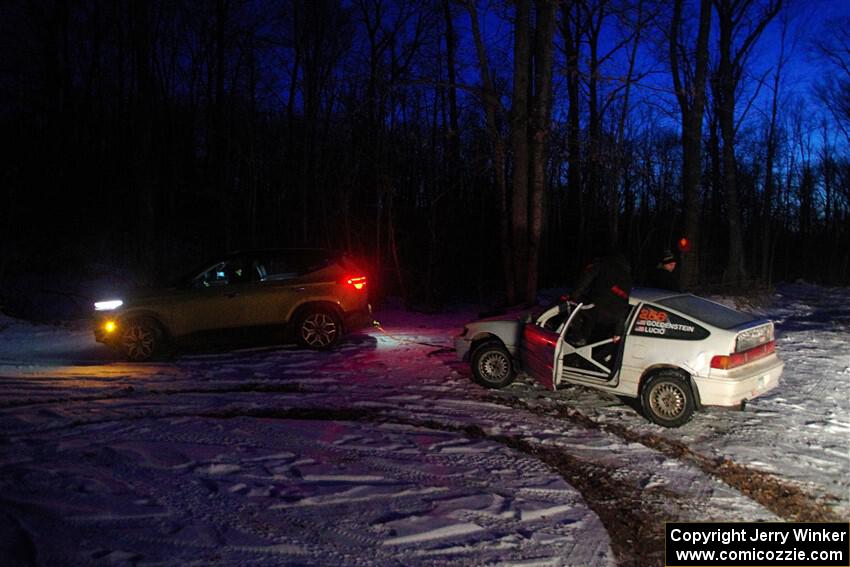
259 251 334 281
195 259 251 287
260 254 298 281
196 262 230 287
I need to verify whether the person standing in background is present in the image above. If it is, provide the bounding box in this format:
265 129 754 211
649 250 680 291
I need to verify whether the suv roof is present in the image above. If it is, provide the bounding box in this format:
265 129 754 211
228 248 343 259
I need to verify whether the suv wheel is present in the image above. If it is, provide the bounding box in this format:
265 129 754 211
296 308 342 349
121 317 163 362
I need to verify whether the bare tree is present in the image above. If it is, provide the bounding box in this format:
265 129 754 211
760 11 791 283
466 0 514 303
511 0 532 301
610 0 653 247
713 0 782 284
526 0 558 305
813 16 850 145
559 0 585 275
442 0 461 167
567 0 640 251
670 0 712 289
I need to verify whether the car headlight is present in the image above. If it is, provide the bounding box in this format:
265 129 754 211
94 299 124 311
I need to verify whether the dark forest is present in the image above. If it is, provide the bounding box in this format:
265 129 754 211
2 0 849 313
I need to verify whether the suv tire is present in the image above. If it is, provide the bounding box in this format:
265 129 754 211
295 307 342 349
121 317 163 362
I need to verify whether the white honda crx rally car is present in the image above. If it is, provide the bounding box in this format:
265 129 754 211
455 288 783 427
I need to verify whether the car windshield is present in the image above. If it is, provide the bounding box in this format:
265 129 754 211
657 295 755 329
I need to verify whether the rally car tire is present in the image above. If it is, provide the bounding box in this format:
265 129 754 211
471 342 515 389
641 370 695 427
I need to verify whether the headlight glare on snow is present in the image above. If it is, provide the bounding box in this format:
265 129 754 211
94 299 124 311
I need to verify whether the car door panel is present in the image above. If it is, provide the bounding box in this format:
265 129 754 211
165 260 251 336
235 280 301 328
622 302 711 374
169 286 247 336
522 324 558 390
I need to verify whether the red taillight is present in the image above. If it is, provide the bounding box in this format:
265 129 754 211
343 275 367 291
711 340 775 370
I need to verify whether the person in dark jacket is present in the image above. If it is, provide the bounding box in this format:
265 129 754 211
571 251 632 344
649 249 680 291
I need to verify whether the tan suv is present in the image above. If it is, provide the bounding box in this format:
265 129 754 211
93 249 371 361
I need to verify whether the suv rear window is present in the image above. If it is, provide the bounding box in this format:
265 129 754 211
657 295 754 329
259 250 339 280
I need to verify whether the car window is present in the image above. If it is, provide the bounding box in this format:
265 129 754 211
196 262 230 287
260 251 336 281
169 256 225 287
259 255 298 281
630 303 710 340
543 308 570 332
657 295 754 329
195 259 251 287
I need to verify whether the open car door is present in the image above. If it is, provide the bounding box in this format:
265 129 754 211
521 306 564 390
553 302 633 389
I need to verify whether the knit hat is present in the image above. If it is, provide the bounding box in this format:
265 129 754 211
660 250 676 264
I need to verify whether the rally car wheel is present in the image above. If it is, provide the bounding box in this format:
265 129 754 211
296 308 341 350
641 371 695 427
121 317 163 362
471 343 515 389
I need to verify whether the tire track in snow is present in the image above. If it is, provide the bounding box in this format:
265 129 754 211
0 383 306 410
165 407 675 566
5 404 668 564
6 362 834 526
0 395 760 565
485 393 842 523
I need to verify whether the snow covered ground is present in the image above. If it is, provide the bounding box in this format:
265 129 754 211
0 283 847 566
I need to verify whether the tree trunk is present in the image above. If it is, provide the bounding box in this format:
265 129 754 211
132 0 157 273
714 0 782 284
561 2 583 277
466 0 514 303
612 0 645 249
670 0 712 290
215 0 230 251
526 0 558 305
511 0 531 302
761 62 782 280
443 0 461 168
716 0 746 284
587 3 602 251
